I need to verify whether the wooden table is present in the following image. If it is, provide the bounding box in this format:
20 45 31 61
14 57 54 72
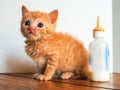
0 73 120 90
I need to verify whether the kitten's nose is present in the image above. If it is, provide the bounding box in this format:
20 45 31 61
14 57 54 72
28 26 36 34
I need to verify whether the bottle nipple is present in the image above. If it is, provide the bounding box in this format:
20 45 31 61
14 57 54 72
93 16 104 32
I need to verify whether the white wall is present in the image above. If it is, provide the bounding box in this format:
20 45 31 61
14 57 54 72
0 0 112 73
113 0 120 73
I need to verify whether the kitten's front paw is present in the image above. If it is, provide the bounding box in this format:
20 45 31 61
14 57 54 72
32 73 40 79
37 75 51 81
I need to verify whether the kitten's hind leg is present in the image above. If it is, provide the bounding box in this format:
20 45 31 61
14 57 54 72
61 72 74 79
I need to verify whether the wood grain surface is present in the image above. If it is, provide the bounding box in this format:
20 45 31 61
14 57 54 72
0 73 119 90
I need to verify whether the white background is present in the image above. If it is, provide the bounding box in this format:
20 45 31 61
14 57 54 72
0 0 113 73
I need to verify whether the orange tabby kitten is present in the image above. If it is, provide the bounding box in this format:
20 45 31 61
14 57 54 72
21 5 89 80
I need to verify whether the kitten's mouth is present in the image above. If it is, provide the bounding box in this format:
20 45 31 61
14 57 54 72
29 31 36 35
26 29 40 40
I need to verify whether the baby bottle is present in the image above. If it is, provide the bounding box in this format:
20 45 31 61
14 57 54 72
89 16 109 82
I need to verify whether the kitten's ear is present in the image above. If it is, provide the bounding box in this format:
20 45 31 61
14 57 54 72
22 5 29 17
48 10 58 24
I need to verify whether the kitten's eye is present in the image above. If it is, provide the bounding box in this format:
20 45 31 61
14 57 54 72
25 20 30 26
37 23 44 28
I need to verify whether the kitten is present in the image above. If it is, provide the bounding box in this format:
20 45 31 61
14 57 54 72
21 5 89 80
